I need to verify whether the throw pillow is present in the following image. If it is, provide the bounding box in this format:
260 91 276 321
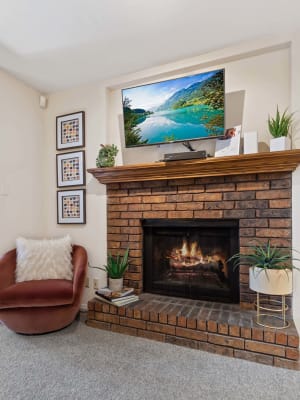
16 235 73 282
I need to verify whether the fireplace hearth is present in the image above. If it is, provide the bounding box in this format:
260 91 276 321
143 219 239 303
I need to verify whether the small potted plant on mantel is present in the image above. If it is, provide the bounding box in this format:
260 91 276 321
101 248 130 291
96 144 119 167
268 106 294 152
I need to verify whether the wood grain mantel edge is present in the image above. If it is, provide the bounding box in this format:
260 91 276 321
87 150 300 184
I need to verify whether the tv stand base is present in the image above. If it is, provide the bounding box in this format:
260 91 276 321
163 150 207 161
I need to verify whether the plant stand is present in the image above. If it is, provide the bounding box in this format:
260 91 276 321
255 292 290 329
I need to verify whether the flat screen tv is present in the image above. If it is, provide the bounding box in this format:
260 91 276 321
122 68 225 148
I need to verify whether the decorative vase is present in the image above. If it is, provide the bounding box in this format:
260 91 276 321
270 137 291 152
249 267 292 295
243 131 258 154
108 277 123 292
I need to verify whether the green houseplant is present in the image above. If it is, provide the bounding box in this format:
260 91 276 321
268 106 293 151
102 248 130 291
96 144 118 168
229 240 299 295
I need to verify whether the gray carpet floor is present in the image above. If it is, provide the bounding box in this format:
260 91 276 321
0 316 300 400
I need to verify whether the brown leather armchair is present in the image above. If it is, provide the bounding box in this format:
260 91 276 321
0 245 87 334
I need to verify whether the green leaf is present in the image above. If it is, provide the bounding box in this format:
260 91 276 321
103 248 130 278
227 240 298 272
268 106 293 138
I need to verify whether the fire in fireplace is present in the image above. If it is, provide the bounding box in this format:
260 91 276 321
168 238 228 282
143 219 239 303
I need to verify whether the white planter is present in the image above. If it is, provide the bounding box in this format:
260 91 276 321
108 277 123 292
270 136 291 152
249 267 292 295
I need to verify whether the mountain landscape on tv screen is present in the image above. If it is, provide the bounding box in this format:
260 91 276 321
122 69 224 147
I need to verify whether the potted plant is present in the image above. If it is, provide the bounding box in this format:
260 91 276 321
102 248 130 291
229 241 299 295
268 106 293 152
96 144 118 167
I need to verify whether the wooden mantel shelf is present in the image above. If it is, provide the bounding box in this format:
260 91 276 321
87 150 300 184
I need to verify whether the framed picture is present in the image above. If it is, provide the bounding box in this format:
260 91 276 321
214 125 242 157
56 151 85 188
57 189 86 224
56 111 85 150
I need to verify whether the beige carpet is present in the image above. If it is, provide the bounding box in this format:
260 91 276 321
0 315 299 400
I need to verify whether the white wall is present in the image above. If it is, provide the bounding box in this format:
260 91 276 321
43 83 108 307
0 69 44 255
291 31 300 330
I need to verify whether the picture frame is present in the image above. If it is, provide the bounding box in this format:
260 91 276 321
57 189 86 224
214 125 242 157
56 151 85 188
56 111 85 150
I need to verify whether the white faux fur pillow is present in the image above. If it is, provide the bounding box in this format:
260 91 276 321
16 235 73 282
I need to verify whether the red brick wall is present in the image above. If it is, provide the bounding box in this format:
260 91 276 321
106 172 292 306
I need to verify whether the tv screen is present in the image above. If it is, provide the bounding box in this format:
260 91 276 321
122 68 225 148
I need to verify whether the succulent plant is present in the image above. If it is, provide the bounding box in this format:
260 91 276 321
268 106 293 138
96 144 118 167
228 240 300 271
103 248 130 279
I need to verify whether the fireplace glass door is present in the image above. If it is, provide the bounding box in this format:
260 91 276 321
143 219 239 303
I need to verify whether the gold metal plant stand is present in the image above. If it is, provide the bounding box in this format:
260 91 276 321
255 292 290 329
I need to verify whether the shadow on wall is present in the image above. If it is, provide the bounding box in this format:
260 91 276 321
225 90 245 129
86 176 106 196
119 90 246 165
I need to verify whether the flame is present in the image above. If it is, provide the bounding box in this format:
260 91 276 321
181 240 189 257
190 241 200 258
168 239 228 278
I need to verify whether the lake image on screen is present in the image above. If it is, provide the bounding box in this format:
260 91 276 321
122 69 224 147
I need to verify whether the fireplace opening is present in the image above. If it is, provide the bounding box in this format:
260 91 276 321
143 219 240 303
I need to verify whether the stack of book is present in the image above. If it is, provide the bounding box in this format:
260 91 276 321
95 287 139 307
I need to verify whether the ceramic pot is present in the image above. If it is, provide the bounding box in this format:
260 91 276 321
270 136 291 152
108 277 123 292
249 267 292 295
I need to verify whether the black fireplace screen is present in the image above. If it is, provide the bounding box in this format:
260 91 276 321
143 219 239 303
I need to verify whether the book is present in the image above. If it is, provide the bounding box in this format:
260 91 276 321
113 295 140 306
94 292 139 307
111 294 138 303
95 287 134 300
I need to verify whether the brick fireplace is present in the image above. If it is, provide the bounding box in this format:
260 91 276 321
106 172 292 308
87 151 300 369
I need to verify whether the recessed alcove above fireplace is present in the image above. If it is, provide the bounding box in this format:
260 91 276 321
143 219 239 303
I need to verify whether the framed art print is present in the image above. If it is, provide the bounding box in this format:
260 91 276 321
57 189 86 224
56 111 85 150
56 151 85 187
214 125 242 157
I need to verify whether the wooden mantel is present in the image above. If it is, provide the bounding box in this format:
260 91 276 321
87 150 300 184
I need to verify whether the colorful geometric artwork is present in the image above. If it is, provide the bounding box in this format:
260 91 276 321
56 111 85 150
61 118 80 144
56 151 85 187
57 189 86 224
62 157 80 181
62 195 80 218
